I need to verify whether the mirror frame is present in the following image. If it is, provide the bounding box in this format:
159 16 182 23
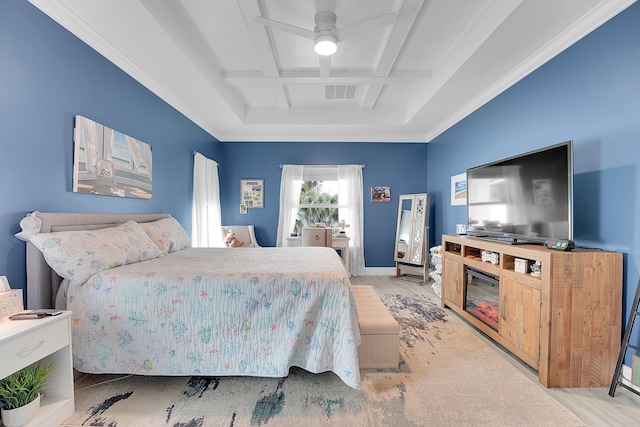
394 194 430 265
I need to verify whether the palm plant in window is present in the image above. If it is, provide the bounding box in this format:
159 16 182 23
297 181 339 227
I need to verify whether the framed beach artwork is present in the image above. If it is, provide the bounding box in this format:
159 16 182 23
241 179 264 208
451 173 467 206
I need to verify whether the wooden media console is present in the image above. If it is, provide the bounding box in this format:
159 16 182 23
441 234 622 388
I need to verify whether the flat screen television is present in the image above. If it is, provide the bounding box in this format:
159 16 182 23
466 140 573 244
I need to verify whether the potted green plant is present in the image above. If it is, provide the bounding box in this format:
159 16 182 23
0 362 54 427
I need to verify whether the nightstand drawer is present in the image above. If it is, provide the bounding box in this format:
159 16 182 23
0 318 69 377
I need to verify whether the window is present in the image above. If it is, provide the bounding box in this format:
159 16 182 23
295 179 339 234
277 164 364 275
288 166 345 235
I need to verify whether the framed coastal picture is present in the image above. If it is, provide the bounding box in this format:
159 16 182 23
451 173 467 206
241 179 264 208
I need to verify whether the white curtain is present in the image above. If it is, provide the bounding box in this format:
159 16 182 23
338 165 365 276
276 165 304 247
192 152 223 247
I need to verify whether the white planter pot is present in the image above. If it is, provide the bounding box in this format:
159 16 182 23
1 394 40 427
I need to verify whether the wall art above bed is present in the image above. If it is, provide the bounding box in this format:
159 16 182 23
73 115 153 199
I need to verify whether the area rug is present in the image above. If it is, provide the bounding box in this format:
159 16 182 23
61 292 585 427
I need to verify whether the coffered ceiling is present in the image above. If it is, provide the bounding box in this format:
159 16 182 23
29 0 635 142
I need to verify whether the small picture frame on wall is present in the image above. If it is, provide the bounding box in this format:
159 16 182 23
451 173 467 206
371 186 391 202
241 179 264 208
239 204 247 215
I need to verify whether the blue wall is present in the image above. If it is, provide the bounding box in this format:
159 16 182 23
0 1 220 296
428 3 640 337
219 142 428 267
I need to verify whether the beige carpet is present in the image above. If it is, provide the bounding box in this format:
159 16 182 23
61 292 585 426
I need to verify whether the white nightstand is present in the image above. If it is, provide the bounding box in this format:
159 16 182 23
0 312 74 426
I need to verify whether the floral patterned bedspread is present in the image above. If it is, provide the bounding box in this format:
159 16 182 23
67 247 361 389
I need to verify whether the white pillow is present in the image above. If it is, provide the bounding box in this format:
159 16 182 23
29 220 162 286
139 217 191 254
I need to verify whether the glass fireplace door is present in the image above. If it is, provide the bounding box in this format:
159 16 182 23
464 266 500 330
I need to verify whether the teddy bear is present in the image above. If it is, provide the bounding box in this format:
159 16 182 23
225 229 244 248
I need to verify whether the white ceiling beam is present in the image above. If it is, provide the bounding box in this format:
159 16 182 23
218 129 430 143
222 71 428 85
361 84 384 110
405 0 522 122
362 0 427 110
237 0 290 110
243 108 405 125
375 0 427 75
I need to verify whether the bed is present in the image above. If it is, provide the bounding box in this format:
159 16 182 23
21 212 361 389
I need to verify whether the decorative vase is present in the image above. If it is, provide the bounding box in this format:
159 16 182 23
0 394 40 427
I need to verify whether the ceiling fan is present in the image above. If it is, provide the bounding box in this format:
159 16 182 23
255 10 396 79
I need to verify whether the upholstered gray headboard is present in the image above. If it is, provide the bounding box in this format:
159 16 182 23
21 212 171 309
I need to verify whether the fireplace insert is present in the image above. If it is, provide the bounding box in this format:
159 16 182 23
465 266 499 330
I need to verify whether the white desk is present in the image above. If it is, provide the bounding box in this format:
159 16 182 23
287 235 350 274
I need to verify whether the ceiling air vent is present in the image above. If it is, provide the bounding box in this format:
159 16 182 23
325 84 357 100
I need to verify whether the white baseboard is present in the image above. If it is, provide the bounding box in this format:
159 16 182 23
619 364 640 393
363 267 396 276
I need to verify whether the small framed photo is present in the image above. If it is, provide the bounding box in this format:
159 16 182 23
371 186 391 202
239 204 247 215
451 173 467 206
241 179 264 208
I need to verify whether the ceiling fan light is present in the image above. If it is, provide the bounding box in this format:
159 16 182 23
314 34 337 56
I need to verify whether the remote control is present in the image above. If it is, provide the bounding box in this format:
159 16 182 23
8 310 63 320
544 239 574 251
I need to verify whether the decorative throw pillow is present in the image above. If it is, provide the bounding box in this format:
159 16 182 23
29 220 162 286
139 217 191 254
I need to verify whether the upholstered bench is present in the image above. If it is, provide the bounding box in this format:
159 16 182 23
351 285 400 369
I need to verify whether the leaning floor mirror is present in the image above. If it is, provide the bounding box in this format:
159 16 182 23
394 193 430 281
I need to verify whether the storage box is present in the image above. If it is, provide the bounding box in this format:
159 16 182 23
0 289 24 318
514 258 529 273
